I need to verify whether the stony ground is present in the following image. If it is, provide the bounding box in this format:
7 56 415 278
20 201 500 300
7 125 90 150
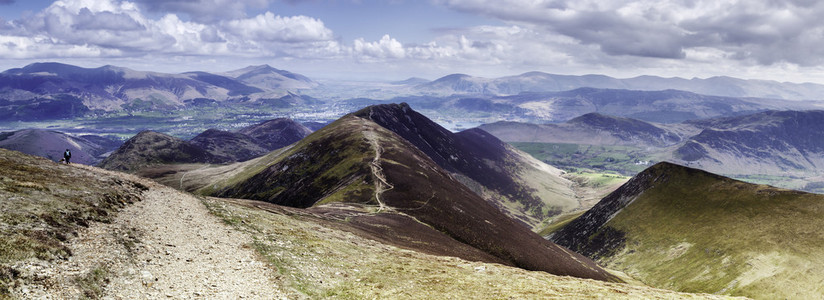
11 164 284 299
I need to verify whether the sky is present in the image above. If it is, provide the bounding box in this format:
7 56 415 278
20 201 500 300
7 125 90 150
2 0 824 83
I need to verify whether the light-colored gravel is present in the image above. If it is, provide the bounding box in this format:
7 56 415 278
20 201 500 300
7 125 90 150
14 165 285 299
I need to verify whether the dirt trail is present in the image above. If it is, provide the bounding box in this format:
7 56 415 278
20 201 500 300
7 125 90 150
363 128 393 213
17 165 284 299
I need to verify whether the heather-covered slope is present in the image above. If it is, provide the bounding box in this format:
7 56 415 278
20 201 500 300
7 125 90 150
236 118 312 150
0 148 148 297
98 131 221 172
551 162 824 299
189 129 269 162
355 103 577 228
208 116 376 208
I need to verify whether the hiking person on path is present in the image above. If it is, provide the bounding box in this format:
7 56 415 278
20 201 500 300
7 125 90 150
63 149 71 164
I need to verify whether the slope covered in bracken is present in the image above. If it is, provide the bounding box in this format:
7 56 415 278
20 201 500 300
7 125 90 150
551 162 824 299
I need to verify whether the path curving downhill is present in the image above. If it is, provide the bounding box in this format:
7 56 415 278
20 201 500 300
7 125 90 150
16 164 284 299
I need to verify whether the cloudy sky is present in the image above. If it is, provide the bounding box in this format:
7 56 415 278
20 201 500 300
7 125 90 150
2 0 824 82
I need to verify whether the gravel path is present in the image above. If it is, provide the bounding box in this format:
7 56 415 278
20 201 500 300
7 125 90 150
103 186 284 299
15 166 284 299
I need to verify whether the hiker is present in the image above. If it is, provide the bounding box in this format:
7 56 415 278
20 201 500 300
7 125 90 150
63 149 71 164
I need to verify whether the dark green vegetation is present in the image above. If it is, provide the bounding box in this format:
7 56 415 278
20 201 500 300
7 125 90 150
99 118 311 173
189 129 269 162
0 149 147 297
211 116 376 207
551 162 824 299
98 131 222 172
512 142 655 175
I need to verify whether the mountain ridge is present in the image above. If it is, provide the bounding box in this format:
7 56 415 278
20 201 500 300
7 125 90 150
353 103 579 227
550 161 824 298
0 62 318 116
147 105 618 281
417 71 824 100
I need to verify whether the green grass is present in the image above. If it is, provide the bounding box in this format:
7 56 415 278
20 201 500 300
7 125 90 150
567 171 629 189
188 114 384 210
200 197 731 299
0 149 148 298
511 142 656 175
538 211 586 237
76 267 109 299
594 166 824 298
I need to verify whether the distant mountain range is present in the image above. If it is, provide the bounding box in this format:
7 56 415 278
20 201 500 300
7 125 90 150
550 162 824 298
480 113 693 148
0 62 317 120
402 88 820 124
5 62 824 126
480 110 824 191
675 110 824 175
415 71 824 100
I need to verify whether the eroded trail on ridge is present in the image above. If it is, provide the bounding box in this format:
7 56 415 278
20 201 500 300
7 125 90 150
363 128 393 213
21 165 284 299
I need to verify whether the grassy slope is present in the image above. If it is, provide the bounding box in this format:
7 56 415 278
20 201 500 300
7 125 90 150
511 142 657 175
0 149 147 297
164 115 377 208
212 116 376 207
201 196 736 299
577 164 824 298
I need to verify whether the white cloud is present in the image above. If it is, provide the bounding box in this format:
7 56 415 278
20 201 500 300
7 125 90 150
222 12 333 43
435 0 824 66
353 34 406 60
0 0 341 62
4 0 824 83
